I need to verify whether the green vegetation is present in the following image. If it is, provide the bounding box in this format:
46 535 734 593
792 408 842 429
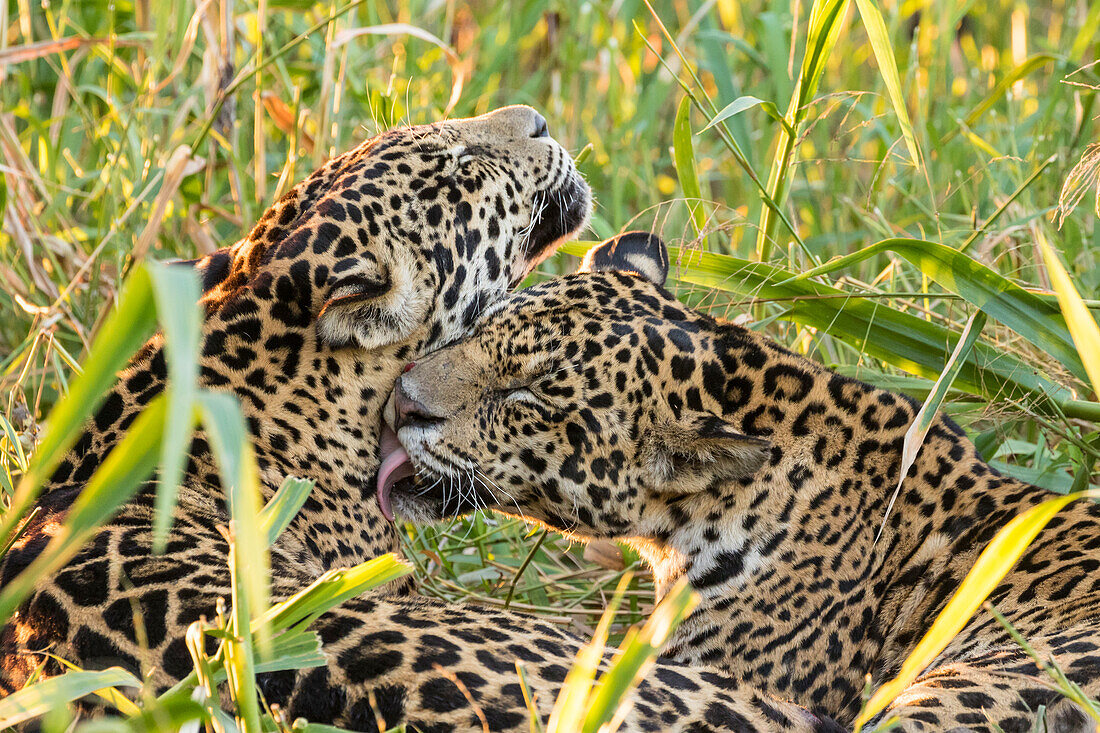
1 0 1099 728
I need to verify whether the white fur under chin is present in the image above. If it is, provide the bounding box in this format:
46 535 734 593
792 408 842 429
391 492 445 524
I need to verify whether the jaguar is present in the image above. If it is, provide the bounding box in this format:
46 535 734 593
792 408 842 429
383 231 1100 732
1 111 838 732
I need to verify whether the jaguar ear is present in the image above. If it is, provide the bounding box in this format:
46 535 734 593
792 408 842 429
173 247 235 293
644 410 770 489
579 231 669 285
316 252 431 350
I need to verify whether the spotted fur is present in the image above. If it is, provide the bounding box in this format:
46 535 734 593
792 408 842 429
389 233 1100 732
0 113 844 732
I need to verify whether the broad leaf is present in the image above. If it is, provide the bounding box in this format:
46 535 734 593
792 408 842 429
783 238 1089 385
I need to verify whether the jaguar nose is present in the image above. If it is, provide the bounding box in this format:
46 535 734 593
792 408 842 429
393 376 442 431
531 112 549 138
479 105 552 141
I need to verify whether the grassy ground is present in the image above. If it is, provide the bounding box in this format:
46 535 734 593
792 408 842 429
2 0 1099 648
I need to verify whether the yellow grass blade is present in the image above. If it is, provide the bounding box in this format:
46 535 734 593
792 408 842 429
546 574 631 732
585 579 699 733
1036 226 1100 397
855 492 1084 729
852 0 922 170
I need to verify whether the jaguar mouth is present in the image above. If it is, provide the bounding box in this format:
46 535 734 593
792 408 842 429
377 423 416 522
376 422 488 522
520 171 590 275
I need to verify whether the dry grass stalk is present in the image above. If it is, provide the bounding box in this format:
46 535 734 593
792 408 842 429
133 146 203 263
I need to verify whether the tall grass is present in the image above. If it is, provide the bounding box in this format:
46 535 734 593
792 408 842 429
0 261 414 729
1 0 1099 727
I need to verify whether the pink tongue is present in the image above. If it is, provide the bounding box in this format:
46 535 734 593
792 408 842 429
377 424 414 522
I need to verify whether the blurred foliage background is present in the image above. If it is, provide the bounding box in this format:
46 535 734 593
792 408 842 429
1 0 1098 639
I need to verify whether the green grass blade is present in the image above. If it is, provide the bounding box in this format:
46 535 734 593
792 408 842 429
516 661 547 733
259 476 316 547
0 412 28 474
700 95 793 136
0 394 166 623
566 241 1100 421
960 156 1056 252
331 24 465 115
987 605 1100 724
146 261 202 554
195 392 251 517
195 391 268 732
49 658 140 717
649 245 1073 409
637 11 808 254
77 697 210 733
780 237 1089 384
852 0 922 170
225 534 262 733
65 721 134 733
252 628 326 675
0 668 142 728
877 310 987 543
0 268 157 545
196 391 271 658
673 96 706 241
172 630 324 714
1070 3 1100 61
189 0 370 150
253 553 412 634
160 557 410 707
802 0 853 109
504 526 549 609
756 0 851 260
0 508 39 562
547 575 631 732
